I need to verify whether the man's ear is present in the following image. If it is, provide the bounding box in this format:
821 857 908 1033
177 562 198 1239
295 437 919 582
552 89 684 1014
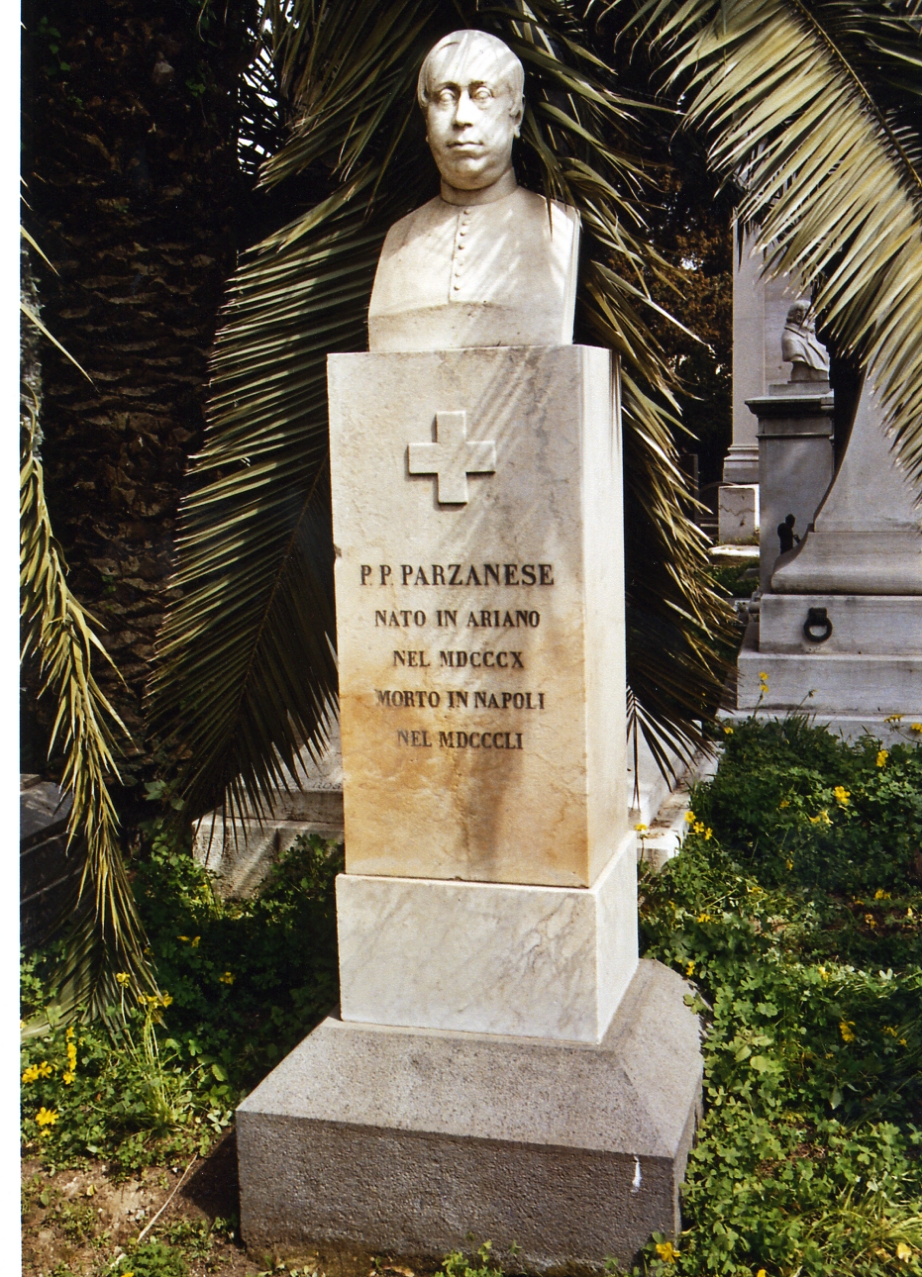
512 102 524 138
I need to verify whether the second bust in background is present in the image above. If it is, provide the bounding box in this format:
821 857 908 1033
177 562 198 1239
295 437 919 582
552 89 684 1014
368 29 580 353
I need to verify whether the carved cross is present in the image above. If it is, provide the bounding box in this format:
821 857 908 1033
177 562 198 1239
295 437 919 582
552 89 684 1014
407 411 497 504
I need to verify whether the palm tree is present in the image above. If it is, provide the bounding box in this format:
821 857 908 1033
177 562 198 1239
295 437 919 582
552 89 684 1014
151 0 922 830
20 0 271 1015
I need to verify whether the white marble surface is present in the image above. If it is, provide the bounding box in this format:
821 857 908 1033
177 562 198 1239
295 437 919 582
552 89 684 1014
718 483 759 543
737 620 922 715
772 383 922 595
328 345 627 887
727 227 803 484
336 828 638 1043
760 593 922 654
751 392 835 592
369 188 579 352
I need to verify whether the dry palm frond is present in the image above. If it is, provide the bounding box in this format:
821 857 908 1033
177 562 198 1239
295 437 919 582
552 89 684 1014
21 399 156 1024
618 0 922 485
151 0 735 819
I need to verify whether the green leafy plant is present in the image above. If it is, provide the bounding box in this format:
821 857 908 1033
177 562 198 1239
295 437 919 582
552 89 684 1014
637 717 922 1275
21 396 157 1021
20 831 342 1170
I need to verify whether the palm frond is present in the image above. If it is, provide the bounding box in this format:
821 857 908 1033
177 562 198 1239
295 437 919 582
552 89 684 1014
623 0 922 484
21 399 156 1023
151 0 735 815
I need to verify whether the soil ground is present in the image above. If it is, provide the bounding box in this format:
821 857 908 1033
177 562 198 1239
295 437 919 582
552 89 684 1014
21 1130 434 1277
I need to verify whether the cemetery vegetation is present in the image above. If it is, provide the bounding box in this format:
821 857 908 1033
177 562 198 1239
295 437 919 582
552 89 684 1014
636 716 922 1276
21 831 343 1174
21 719 922 1274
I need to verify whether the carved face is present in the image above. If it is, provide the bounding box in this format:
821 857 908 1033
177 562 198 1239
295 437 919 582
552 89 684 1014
423 35 523 191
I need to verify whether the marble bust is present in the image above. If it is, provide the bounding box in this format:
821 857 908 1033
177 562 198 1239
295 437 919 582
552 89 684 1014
368 29 580 352
781 300 830 381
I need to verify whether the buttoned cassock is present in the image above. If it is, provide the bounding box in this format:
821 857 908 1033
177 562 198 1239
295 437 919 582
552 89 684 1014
368 186 580 352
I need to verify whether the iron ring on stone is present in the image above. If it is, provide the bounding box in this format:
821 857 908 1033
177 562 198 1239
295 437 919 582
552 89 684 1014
803 606 833 643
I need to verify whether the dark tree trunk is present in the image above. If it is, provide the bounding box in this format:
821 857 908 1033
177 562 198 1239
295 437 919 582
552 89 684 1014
21 0 258 811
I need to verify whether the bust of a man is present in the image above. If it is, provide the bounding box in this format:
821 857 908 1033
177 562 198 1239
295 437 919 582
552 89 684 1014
367 29 580 353
781 300 830 382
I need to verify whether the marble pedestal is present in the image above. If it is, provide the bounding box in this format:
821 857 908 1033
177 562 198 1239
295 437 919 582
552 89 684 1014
748 385 834 591
738 383 922 726
237 345 702 1264
337 827 638 1044
237 960 703 1272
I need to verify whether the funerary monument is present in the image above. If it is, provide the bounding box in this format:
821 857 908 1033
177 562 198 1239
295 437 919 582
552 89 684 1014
738 299 922 731
237 31 702 1268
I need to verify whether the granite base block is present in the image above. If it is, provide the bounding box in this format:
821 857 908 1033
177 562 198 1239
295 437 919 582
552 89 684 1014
337 830 637 1044
237 960 703 1271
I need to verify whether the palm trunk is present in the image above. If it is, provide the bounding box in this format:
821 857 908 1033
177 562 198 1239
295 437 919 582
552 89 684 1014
21 0 258 814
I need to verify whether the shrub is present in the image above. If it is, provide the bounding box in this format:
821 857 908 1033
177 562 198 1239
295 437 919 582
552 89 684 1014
634 718 922 1275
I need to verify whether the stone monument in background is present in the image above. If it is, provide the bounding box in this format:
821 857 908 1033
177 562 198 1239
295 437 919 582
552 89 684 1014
718 231 805 543
747 301 835 592
737 293 922 734
237 30 702 1270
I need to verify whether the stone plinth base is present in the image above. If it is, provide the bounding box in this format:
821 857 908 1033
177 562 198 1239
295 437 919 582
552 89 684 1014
759 593 922 655
237 959 703 1271
737 619 922 717
337 829 637 1044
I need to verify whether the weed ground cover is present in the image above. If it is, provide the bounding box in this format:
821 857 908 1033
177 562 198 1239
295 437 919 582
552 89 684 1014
20 718 922 1275
637 717 922 1276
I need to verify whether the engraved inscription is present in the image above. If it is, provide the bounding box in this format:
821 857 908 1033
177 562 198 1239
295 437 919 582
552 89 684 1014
355 546 555 756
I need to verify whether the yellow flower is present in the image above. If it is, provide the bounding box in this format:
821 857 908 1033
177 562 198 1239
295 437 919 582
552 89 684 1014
35 1106 59 1127
62 1072 75 1086
704 827 713 841
818 966 829 981
191 936 201 948
779 798 790 809
759 671 768 681
686 961 695 977
219 971 236 985
697 913 712 923
66 1027 74 1040
809 810 832 826
723 725 734 736
833 785 850 805
654 1240 678 1263
897 1242 913 1261
883 1026 898 1037
839 1020 856 1043
910 723 922 735
876 749 889 768
885 713 904 723
115 972 132 986
22 1061 53 1084
160 993 174 1008
756 1270 768 1277
786 859 794 870
634 823 649 833
864 913 878 928
874 889 891 900
177 935 190 942
693 821 706 835
685 811 696 824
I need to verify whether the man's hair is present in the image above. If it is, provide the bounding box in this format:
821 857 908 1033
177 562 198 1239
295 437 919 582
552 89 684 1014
786 300 811 324
417 29 524 115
